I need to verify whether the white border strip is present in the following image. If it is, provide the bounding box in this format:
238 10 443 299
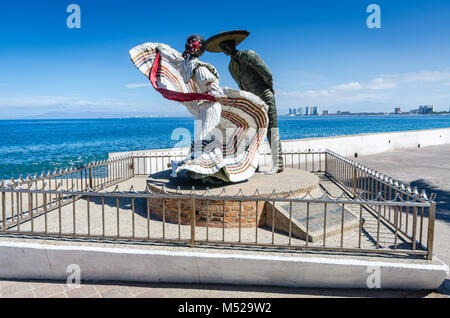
0 241 447 290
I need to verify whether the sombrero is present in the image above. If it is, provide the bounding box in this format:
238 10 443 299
205 30 250 53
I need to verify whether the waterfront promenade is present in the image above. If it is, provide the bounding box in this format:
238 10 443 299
0 144 448 298
357 144 450 295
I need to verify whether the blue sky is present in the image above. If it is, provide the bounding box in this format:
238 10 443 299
0 0 449 118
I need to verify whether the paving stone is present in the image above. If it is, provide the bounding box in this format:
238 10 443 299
47 292 68 298
127 285 156 296
33 284 66 298
92 283 121 292
65 285 98 298
1 282 32 297
3 290 35 298
100 287 134 298
135 289 166 298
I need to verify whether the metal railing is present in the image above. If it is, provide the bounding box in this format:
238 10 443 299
131 150 326 176
0 155 134 233
0 150 436 259
325 150 436 259
4 155 134 191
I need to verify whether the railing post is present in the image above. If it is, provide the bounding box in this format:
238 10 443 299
426 202 436 260
353 165 357 197
89 165 93 189
190 193 196 248
1 191 6 231
324 151 328 175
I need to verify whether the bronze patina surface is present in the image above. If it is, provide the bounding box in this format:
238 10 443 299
205 31 284 173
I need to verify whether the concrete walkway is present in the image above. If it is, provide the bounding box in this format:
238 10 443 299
1 144 449 298
357 144 450 296
0 279 446 298
357 144 450 275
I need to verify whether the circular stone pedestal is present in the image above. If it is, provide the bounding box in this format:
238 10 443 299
146 168 319 228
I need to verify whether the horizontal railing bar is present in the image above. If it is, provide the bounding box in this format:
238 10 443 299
0 231 191 245
0 231 428 257
131 152 326 157
183 240 429 256
0 188 431 207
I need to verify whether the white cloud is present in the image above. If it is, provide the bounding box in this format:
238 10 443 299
330 82 362 91
0 95 142 109
125 83 150 89
382 70 450 83
278 69 450 106
365 77 397 90
0 95 73 107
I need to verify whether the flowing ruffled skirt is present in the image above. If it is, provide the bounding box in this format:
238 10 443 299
129 42 268 183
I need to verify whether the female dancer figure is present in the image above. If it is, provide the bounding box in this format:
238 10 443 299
129 35 268 183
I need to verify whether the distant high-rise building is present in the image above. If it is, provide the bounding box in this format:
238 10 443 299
395 107 401 114
289 108 293 115
297 107 303 116
305 107 309 116
293 108 297 115
312 106 319 115
419 105 435 114
322 110 329 115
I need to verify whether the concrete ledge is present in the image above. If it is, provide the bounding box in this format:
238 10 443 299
0 241 447 290
109 128 450 160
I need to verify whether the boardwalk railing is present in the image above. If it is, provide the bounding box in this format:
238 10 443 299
0 150 436 260
325 149 436 259
131 150 326 176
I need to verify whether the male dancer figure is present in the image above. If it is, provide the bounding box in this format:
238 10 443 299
205 30 283 173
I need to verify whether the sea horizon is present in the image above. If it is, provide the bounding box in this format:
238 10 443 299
1 112 449 121
1 115 449 180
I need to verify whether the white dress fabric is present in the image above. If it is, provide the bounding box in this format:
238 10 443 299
129 42 269 183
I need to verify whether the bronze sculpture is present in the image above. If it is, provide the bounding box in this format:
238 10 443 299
129 35 270 183
205 30 284 174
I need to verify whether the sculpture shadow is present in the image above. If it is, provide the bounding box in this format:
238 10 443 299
146 170 248 191
354 176 450 224
409 179 450 224
83 195 153 220
437 279 450 296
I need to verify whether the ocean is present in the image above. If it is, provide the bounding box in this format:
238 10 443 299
1 115 449 180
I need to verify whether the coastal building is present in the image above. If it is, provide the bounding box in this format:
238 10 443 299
305 107 309 116
288 108 293 115
297 107 304 116
312 106 319 115
419 105 435 114
322 110 329 115
395 107 401 114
